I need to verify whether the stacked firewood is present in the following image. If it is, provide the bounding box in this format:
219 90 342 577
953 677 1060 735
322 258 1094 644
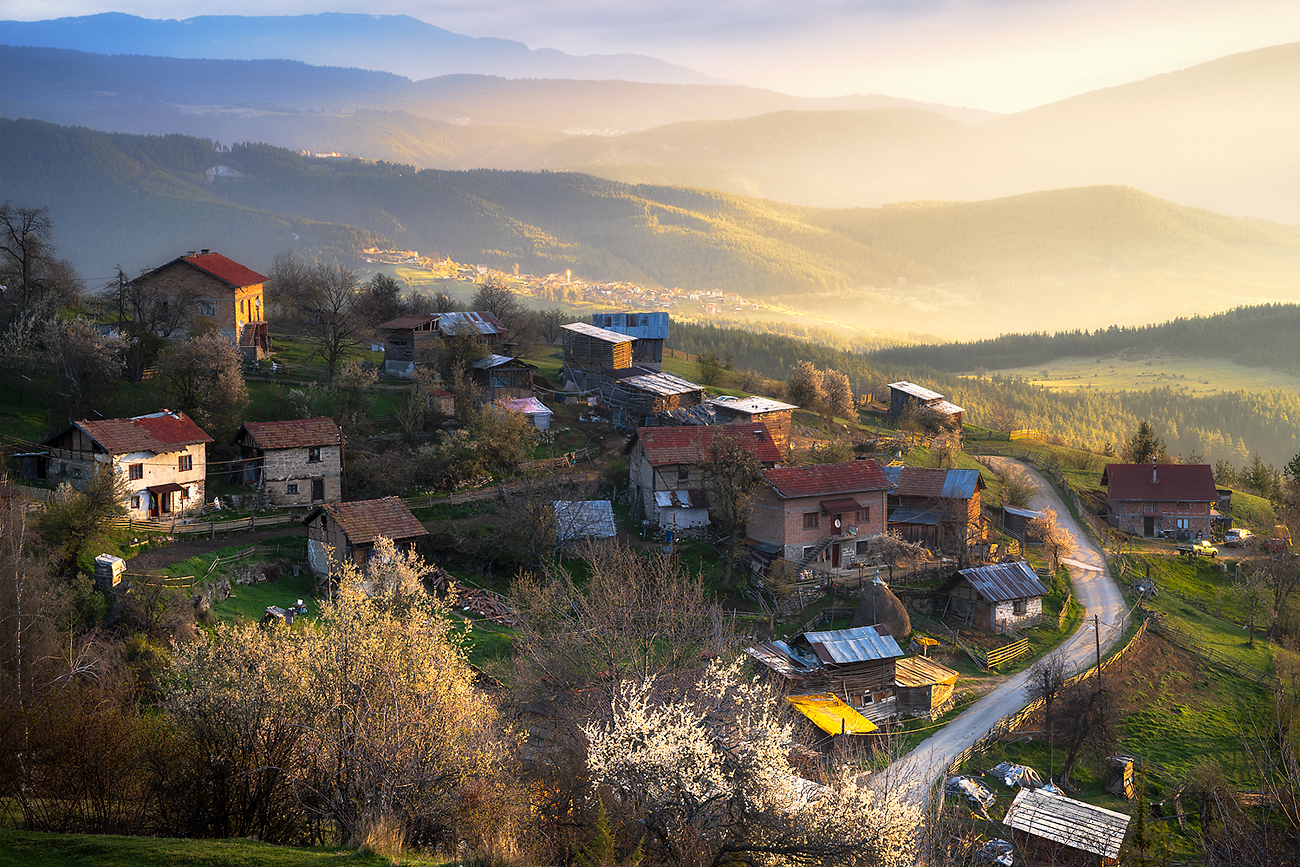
429 567 519 626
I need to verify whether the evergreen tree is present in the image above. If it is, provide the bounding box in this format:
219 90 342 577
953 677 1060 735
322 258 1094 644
1122 421 1166 464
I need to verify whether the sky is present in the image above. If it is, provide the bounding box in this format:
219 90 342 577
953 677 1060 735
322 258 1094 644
3 0 1298 111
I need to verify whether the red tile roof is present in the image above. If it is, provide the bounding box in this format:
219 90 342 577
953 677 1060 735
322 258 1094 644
76 411 212 455
637 423 783 467
884 467 984 499
1101 464 1217 502
181 252 267 288
762 460 890 499
319 497 428 545
239 418 340 450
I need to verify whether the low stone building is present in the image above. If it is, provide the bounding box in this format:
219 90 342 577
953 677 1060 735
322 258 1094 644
302 497 428 577
232 417 342 506
942 561 1048 633
41 410 212 519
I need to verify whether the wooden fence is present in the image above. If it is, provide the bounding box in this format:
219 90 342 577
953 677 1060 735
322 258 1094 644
1058 592 1073 630
1143 609 1273 686
1008 429 1043 440
519 447 595 472
944 616 1149 776
948 631 1031 671
110 512 296 537
664 348 699 362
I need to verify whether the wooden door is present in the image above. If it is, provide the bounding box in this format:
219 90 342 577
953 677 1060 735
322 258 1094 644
312 478 325 502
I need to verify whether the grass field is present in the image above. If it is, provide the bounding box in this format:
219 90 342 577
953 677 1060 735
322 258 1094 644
0 829 455 867
164 538 318 625
979 352 1300 396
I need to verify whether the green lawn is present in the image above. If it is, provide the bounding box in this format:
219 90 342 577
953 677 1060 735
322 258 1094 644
164 538 318 625
980 351 1300 397
0 829 455 867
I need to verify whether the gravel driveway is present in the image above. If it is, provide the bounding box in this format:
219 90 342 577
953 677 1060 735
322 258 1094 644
882 457 1127 798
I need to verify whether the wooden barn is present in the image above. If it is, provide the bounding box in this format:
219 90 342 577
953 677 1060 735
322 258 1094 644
471 354 536 401
709 396 798 456
560 322 634 391
886 380 964 426
590 311 669 370
596 367 706 430
1003 788 1131 867
943 561 1048 633
894 656 960 718
380 313 441 377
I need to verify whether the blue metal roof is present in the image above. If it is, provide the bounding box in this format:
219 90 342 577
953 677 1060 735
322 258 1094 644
801 625 903 665
591 311 670 340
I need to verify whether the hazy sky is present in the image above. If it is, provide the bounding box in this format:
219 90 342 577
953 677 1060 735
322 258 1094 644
3 0 1297 111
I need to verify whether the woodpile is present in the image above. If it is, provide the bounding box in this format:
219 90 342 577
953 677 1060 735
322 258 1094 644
429 566 519 626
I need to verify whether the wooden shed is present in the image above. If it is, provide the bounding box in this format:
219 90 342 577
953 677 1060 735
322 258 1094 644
1003 788 1131 867
302 497 428 578
894 656 959 718
943 561 1049 633
561 322 633 391
596 367 706 430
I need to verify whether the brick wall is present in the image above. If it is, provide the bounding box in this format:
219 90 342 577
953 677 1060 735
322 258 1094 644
131 261 264 341
749 489 887 561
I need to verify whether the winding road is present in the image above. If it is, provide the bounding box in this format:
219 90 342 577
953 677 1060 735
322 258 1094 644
883 457 1127 796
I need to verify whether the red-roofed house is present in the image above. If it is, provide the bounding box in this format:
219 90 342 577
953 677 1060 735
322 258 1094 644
302 497 429 577
1101 462 1219 538
232 417 343 506
629 423 783 530
42 410 213 518
129 250 270 359
749 460 891 572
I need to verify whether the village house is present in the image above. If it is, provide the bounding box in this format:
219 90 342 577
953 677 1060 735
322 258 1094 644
1101 461 1218 538
596 367 707 430
708 396 799 457
1003 787 1131 867
589 311 669 370
560 322 634 391
41 410 212 519
941 560 1049 633
748 460 891 574
130 250 270 359
472 354 537 401
232 417 342 506
381 311 509 378
426 387 454 417
746 624 905 723
882 466 986 551
629 423 784 530
302 497 428 577
886 380 964 427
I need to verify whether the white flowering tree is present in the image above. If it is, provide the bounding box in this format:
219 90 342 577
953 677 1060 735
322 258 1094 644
583 659 920 866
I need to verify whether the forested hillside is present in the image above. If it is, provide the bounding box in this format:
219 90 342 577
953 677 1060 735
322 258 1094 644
3 120 1298 337
869 304 1300 372
672 321 1300 469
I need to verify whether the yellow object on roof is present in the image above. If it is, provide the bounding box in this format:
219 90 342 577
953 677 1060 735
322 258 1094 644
786 694 878 735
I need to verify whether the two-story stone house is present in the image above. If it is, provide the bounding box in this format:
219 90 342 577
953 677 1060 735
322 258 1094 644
232 417 343 506
748 460 891 573
1101 462 1218 538
130 250 269 359
41 410 212 518
629 423 783 531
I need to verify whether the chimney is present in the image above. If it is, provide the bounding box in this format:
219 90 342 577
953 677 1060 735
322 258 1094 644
201 249 210 255
187 250 197 256
1152 458 1158 484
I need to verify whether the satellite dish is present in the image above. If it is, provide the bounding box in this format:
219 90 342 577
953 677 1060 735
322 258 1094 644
834 518 842 529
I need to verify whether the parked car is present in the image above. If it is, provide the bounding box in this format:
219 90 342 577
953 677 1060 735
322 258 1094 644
1177 540 1218 558
1223 528 1253 548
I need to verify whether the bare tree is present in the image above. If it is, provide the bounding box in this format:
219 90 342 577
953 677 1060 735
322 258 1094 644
1027 652 1070 780
1056 681 1118 789
702 428 766 584
40 316 124 421
156 332 249 440
0 201 53 308
471 275 524 328
1027 507 1074 571
302 260 364 380
537 308 570 344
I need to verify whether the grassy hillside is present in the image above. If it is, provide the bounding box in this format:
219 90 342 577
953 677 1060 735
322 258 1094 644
4 119 1298 338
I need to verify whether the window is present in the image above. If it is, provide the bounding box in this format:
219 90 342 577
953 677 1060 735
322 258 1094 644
803 512 819 530
308 446 322 463
286 483 299 495
1013 599 1027 616
199 300 215 317
856 507 870 523
677 467 689 482
178 454 192 472
130 496 140 510
128 463 143 480
1176 517 1189 529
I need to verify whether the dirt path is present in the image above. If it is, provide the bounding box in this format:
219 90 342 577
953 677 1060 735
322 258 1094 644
882 457 1127 799
124 526 306 574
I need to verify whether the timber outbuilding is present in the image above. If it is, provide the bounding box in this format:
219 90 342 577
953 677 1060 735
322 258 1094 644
302 497 428 578
590 311 668 370
708 396 798 456
596 367 706 430
1002 787 1131 866
894 656 959 718
942 561 1048 633
560 322 633 391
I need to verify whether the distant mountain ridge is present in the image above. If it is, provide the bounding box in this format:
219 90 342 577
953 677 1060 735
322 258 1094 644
4 119 1297 340
0 12 729 85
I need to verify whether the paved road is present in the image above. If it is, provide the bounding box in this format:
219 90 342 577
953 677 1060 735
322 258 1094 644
883 457 1127 797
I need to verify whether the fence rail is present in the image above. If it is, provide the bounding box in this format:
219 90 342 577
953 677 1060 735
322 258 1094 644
109 512 296 536
1144 610 1273 686
664 348 699 362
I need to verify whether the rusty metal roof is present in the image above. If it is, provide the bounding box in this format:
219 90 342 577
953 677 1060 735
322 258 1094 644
604 368 703 397
238 417 339 450
895 656 959 688
955 561 1048 603
801 624 903 665
882 466 984 499
1003 788 1131 860
744 639 820 679
71 411 213 455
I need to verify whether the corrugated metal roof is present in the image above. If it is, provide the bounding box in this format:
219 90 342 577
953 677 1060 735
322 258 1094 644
710 396 798 414
786 694 878 735
763 460 891 500
802 624 903 665
1101 463 1217 503
590 311 670 339
562 322 634 343
1002 506 1043 520
606 369 703 397
888 381 944 401
438 310 505 336
380 313 439 330
654 489 710 509
889 506 943 526
239 417 340 450
72 411 213 455
882 467 984 499
956 561 1048 603
932 399 965 415
553 500 618 542
744 640 819 680
1003 788 1131 860
472 354 535 370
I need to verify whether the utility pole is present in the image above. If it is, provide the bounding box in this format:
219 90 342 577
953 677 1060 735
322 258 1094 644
1095 614 1102 691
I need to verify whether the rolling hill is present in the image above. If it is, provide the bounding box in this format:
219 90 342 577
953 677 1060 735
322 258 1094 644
4 120 1297 340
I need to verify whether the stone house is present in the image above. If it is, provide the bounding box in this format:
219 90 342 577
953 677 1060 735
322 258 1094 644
129 250 270 359
41 410 212 519
232 417 342 506
1101 462 1218 538
629 423 783 530
302 497 428 577
942 561 1048 633
882 466 986 551
748 460 891 573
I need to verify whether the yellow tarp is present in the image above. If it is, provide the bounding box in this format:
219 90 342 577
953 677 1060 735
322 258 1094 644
786 694 878 736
